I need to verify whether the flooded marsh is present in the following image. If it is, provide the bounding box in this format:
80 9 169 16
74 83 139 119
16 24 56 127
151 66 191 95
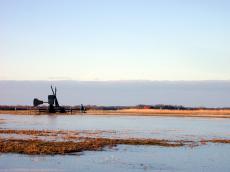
0 114 230 171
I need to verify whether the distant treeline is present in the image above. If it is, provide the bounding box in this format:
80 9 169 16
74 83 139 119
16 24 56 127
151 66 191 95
0 105 230 111
0 105 32 110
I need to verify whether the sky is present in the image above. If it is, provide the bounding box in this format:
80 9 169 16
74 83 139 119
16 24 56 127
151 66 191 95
1 0 230 81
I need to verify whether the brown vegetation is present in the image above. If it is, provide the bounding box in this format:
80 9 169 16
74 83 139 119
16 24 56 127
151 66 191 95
0 138 184 155
208 139 230 144
0 129 110 142
1 129 230 155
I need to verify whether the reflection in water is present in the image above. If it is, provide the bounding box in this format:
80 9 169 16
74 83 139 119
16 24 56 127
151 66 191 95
0 144 230 172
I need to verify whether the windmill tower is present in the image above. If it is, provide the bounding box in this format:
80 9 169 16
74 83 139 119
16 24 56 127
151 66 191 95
33 85 66 113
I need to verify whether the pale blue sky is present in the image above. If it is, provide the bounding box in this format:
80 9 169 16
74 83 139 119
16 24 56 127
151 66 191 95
1 0 230 80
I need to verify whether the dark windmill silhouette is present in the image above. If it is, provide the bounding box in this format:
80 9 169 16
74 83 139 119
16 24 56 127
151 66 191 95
33 85 66 113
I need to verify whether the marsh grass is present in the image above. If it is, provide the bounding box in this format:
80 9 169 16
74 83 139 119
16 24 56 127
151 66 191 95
0 129 229 155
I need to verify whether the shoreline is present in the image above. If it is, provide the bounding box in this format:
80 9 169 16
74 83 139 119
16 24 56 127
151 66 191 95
0 109 230 118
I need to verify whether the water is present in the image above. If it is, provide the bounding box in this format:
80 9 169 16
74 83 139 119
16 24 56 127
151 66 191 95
0 114 230 171
0 114 230 140
0 144 230 172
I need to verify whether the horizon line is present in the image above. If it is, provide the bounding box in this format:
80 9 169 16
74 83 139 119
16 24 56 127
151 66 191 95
0 79 230 82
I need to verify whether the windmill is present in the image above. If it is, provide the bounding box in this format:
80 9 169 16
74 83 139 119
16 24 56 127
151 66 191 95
33 85 66 113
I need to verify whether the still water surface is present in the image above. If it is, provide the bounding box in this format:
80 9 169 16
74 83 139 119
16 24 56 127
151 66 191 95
0 144 230 172
0 114 230 172
0 114 230 140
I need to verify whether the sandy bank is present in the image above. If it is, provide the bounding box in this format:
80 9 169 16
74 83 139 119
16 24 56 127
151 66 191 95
87 109 230 118
1 109 230 118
